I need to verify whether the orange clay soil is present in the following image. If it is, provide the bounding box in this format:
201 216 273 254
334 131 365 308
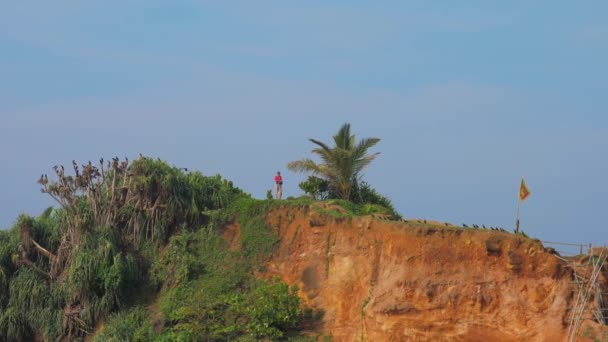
224 203 607 341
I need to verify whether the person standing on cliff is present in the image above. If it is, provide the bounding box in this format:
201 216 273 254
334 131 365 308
274 171 283 200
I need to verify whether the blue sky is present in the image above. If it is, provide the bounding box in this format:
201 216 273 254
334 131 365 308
1 1 607 253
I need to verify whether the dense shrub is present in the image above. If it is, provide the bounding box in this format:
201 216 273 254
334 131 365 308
351 181 401 219
240 279 301 339
298 176 331 200
93 306 154 342
299 177 401 219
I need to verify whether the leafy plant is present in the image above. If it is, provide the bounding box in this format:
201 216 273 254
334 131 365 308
287 123 380 201
94 306 154 342
351 181 401 219
239 279 301 339
298 176 331 200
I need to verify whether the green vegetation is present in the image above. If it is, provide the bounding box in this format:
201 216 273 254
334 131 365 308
93 306 154 342
0 146 403 341
311 199 399 221
287 122 380 201
151 224 299 341
288 123 399 218
361 297 370 317
0 157 304 341
352 181 400 219
298 176 331 200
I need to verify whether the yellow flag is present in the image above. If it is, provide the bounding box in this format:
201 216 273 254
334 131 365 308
519 178 530 202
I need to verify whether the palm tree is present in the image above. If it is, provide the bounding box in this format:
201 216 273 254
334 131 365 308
287 123 380 200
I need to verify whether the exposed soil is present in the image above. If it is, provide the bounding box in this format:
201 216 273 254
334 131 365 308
228 204 607 341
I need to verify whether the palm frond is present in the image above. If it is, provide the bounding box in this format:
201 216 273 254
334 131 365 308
309 138 332 153
353 153 380 178
333 123 353 150
287 122 380 200
354 137 380 158
310 147 334 166
287 159 321 174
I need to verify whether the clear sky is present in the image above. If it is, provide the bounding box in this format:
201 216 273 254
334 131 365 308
1 1 606 253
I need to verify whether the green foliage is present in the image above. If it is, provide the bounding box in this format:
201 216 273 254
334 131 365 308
0 212 68 342
351 181 401 219
2 157 309 341
239 279 301 339
312 199 397 220
287 124 399 217
67 228 141 326
275 196 314 209
361 297 370 317
124 158 247 242
0 269 66 341
0 212 144 341
18 209 62 253
94 306 154 342
225 197 280 268
299 177 400 219
151 199 302 341
288 122 380 200
0 230 17 306
299 176 331 200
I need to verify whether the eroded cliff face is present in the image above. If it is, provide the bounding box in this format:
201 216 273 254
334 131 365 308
225 204 605 341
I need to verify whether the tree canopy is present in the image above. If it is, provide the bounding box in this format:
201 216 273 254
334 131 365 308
287 123 380 200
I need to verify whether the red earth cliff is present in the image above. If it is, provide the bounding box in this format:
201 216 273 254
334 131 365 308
225 204 607 341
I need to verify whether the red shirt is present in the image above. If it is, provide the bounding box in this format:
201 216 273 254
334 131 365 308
274 175 282 183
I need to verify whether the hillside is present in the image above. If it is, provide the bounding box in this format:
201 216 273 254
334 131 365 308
227 203 608 341
0 156 606 341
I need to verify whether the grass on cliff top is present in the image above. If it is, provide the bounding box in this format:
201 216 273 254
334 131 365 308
264 196 400 221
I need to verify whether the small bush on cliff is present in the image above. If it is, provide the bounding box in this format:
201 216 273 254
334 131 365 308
352 182 399 215
299 178 400 218
94 306 154 342
238 279 301 339
299 176 331 200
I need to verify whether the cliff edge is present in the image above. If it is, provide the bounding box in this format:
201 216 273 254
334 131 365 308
225 203 607 341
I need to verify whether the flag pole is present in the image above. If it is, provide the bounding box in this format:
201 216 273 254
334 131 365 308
515 197 521 234
515 177 529 234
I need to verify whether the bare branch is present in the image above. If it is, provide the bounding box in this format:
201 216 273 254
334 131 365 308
31 238 57 262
